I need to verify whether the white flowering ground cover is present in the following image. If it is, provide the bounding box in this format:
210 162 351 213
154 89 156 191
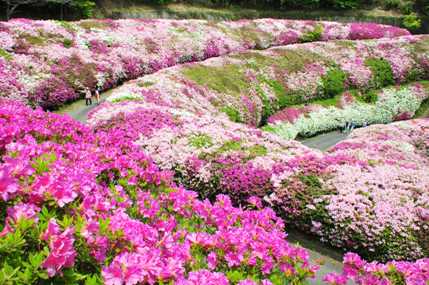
265 82 429 139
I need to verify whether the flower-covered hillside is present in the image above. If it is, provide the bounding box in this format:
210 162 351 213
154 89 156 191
0 99 320 284
91 35 429 128
0 18 409 109
90 89 429 261
287 119 429 261
265 81 429 139
87 32 429 261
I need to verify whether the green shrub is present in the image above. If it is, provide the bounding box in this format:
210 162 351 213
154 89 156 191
221 106 243 123
330 0 359 9
282 0 321 8
63 39 73 48
321 68 347 98
365 58 395 89
402 13 422 31
255 85 275 124
278 91 304 109
300 24 323 43
358 90 379 104
0 48 12 61
189 134 214 148
71 0 96 18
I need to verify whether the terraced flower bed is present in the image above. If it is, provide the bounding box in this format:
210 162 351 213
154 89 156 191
0 100 319 284
266 81 429 139
1 17 429 285
90 35 429 127
88 34 429 263
1 99 428 285
0 19 409 109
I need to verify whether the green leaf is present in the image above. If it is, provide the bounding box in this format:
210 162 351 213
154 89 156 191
226 270 245 283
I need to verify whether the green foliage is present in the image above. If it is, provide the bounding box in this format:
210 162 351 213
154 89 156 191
217 140 242 153
330 0 359 9
182 64 248 97
300 24 323 43
255 85 275 124
31 153 57 175
70 0 96 18
137 81 155 88
221 106 243 123
79 20 110 30
57 20 77 33
247 145 268 158
20 34 45 46
278 91 305 109
282 0 321 8
62 38 73 48
189 134 214 148
110 94 143 103
357 90 379 104
310 93 342 107
414 97 429 118
321 68 347 98
0 48 12 61
402 13 422 30
299 174 322 189
365 58 395 89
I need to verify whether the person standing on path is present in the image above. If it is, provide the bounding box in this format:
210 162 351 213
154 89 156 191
85 88 92 106
95 88 101 105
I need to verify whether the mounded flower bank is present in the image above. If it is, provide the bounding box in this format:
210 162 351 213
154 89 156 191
266 81 429 139
1 100 428 285
90 35 429 127
0 100 318 284
1 18 428 285
0 18 409 108
89 34 429 263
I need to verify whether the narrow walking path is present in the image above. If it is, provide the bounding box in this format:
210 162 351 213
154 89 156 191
300 131 349 151
56 98 105 122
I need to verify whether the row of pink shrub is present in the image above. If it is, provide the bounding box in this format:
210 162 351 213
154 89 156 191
0 18 410 109
87 35 429 262
0 99 319 284
89 35 429 127
90 84 429 262
1 99 428 284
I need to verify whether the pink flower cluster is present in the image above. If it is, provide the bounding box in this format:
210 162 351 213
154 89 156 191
41 219 77 277
0 99 318 284
0 18 409 108
86 32 429 261
324 253 429 285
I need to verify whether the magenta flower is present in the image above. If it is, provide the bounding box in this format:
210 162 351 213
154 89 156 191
6 202 40 223
0 166 19 201
42 226 76 277
323 273 347 285
207 252 217 270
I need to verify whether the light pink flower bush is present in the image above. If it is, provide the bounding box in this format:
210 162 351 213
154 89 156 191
309 119 429 261
0 18 409 108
